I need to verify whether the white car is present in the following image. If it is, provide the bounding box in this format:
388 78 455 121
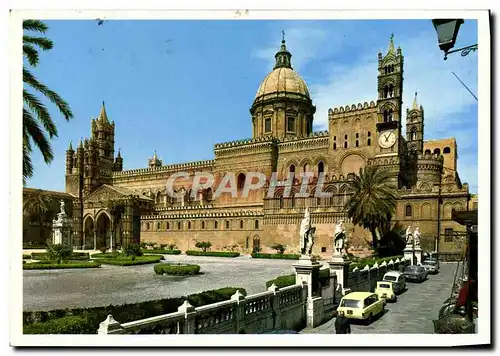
382 271 406 294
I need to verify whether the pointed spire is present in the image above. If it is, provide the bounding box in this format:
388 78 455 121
387 33 396 55
153 150 157 159
117 148 122 158
273 31 293 70
68 141 73 151
412 91 419 110
98 101 109 122
78 138 83 149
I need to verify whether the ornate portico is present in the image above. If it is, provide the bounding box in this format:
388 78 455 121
81 184 153 250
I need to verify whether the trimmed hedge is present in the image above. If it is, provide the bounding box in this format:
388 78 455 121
23 254 31 259
185 251 240 258
23 286 247 334
31 252 90 261
92 255 163 266
154 263 200 276
141 249 182 255
251 253 300 260
265 269 330 289
23 261 101 270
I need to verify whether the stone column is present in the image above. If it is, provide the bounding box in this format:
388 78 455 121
178 300 196 334
414 246 423 265
231 290 246 333
328 255 352 302
404 244 415 265
293 256 322 328
93 226 97 250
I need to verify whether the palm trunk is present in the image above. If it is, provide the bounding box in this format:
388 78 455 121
39 216 45 245
370 225 378 250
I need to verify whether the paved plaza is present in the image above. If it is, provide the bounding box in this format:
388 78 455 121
23 254 297 311
302 262 457 334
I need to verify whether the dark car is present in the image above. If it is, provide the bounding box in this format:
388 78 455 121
422 259 440 274
403 265 427 282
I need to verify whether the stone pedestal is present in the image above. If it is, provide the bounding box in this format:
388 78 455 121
404 245 415 265
52 200 72 249
328 255 352 302
414 246 423 265
293 256 321 299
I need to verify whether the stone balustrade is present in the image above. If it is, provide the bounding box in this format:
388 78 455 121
346 257 410 292
98 283 307 335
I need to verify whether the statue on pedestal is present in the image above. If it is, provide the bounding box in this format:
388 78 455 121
299 208 315 256
413 227 421 247
333 220 347 256
405 225 413 245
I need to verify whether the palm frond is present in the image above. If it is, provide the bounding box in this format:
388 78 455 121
23 139 33 185
22 20 48 33
23 108 53 163
23 35 53 51
23 68 73 121
23 44 39 66
23 89 58 138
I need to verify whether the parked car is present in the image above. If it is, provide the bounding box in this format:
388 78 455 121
422 259 440 274
337 292 385 324
374 281 397 302
403 265 428 282
382 271 406 294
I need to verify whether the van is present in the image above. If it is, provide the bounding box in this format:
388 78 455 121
382 271 406 294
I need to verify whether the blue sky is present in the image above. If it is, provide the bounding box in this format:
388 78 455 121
24 19 478 193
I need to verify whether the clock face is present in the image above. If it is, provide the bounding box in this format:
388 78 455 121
378 130 397 149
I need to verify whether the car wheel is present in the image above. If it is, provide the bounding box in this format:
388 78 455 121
367 314 373 324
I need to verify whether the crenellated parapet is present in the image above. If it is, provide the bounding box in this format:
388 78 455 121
278 131 329 153
141 209 262 220
113 159 215 178
328 101 377 117
214 137 277 158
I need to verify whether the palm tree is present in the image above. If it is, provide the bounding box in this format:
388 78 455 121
23 20 73 185
23 189 53 244
344 166 398 250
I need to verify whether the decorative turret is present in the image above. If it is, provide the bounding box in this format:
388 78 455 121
148 151 162 168
406 91 424 154
273 31 292 70
65 141 74 175
114 148 123 172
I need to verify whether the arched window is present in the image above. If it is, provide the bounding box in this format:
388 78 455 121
166 222 170 230
303 163 309 173
214 221 218 229
355 140 359 147
255 220 259 230
344 134 348 140
368 131 371 137
287 117 295 132
405 205 413 217
225 220 230 229
240 220 244 229
384 86 389 98
410 128 417 141
188 221 191 229
443 147 451 154
264 118 271 133
333 143 337 150
434 148 441 156
389 84 394 97
318 161 324 174
367 138 371 146
344 142 348 149
146 223 150 230
425 149 431 155
157 222 160 230
289 164 295 173
237 173 246 190
177 221 181 230
334 136 337 141
201 221 205 229
355 133 359 138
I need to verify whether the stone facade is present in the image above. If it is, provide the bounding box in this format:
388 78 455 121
58 35 471 255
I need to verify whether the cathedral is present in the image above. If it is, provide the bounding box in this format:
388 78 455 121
61 35 471 256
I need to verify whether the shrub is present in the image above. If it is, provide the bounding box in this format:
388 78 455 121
121 243 143 260
23 287 247 334
31 252 90 261
23 261 101 270
195 241 212 252
140 249 182 255
24 315 89 334
154 263 200 276
93 255 162 266
98 246 107 254
168 243 177 251
251 253 300 260
271 244 286 254
46 243 73 264
23 254 31 259
266 274 296 288
185 251 240 257
139 242 148 249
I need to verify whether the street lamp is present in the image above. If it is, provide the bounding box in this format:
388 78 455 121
432 19 478 60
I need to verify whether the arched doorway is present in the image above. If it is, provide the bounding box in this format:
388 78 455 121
96 212 111 249
83 216 94 250
252 235 260 253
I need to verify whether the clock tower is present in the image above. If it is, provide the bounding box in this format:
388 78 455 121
372 34 405 187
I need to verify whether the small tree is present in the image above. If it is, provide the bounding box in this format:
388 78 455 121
271 243 286 254
168 243 177 251
139 241 148 249
122 243 143 260
195 241 212 252
46 243 72 264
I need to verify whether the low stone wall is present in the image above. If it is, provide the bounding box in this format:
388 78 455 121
98 283 307 334
346 258 410 292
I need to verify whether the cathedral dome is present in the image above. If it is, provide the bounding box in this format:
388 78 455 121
254 67 310 101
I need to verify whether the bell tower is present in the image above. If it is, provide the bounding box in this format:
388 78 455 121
406 92 424 154
375 34 404 155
